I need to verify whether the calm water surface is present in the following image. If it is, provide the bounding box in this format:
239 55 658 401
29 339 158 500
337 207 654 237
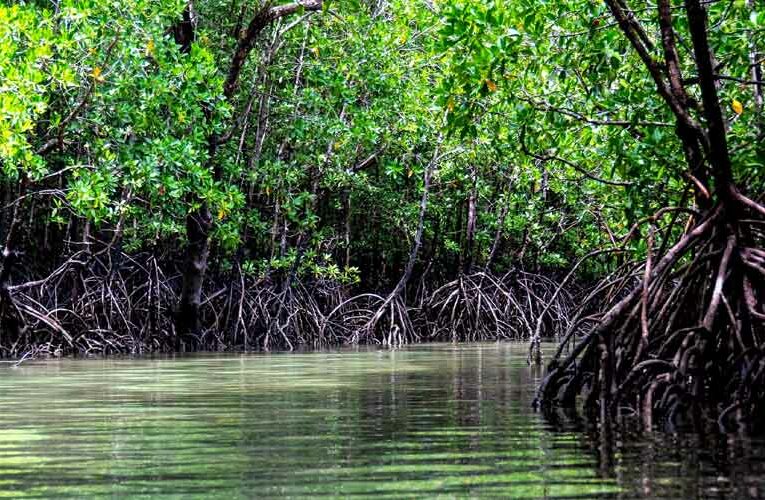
0 343 764 498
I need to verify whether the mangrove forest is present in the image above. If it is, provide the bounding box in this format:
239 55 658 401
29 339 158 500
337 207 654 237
1 0 765 490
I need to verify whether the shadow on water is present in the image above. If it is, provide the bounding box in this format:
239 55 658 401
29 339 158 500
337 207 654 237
0 343 763 498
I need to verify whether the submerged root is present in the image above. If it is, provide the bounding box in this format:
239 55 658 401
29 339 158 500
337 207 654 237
536 202 765 432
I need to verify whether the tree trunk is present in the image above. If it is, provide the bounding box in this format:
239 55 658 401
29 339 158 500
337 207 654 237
175 1 323 337
749 0 763 113
463 165 478 274
344 190 351 268
0 177 29 342
485 190 510 273
391 146 439 298
455 196 464 275
176 206 212 339
684 0 734 196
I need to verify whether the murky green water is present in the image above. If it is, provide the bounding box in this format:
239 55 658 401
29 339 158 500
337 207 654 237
0 343 763 498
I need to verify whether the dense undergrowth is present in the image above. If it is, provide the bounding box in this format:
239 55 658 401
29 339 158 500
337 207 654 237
1 252 576 357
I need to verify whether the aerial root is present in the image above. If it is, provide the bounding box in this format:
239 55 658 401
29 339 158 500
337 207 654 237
2 252 179 356
0 249 579 355
0 256 581 355
425 271 574 343
535 203 765 431
322 291 417 346
0 251 348 355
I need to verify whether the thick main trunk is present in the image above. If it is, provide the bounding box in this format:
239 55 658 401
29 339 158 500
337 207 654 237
176 206 212 340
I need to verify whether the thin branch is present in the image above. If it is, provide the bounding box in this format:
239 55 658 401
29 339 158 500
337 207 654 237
519 125 633 187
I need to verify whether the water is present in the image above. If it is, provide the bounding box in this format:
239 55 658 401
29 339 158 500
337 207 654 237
0 343 763 498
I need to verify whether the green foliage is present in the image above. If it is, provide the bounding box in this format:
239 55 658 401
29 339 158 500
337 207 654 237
0 4 55 177
2 0 761 286
1 0 228 237
437 0 764 264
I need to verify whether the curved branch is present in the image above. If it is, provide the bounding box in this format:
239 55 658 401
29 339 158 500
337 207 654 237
519 126 633 187
224 0 323 98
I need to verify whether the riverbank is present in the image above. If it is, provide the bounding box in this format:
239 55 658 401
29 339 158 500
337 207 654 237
2 257 576 359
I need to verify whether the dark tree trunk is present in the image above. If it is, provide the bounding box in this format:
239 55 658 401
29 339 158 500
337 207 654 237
0 177 29 342
684 0 734 199
172 2 196 53
176 206 212 339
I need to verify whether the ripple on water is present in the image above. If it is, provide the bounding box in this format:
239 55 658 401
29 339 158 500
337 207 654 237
0 343 762 498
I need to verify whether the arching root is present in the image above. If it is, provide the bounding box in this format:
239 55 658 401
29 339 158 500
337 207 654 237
425 271 574 343
323 291 417 346
536 203 765 432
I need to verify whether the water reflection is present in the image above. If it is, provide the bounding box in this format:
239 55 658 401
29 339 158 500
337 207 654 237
0 343 762 498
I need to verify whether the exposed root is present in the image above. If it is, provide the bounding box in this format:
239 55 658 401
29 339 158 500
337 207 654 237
425 271 574 343
0 244 581 355
535 202 765 432
4 252 179 356
322 291 417 346
0 249 349 355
